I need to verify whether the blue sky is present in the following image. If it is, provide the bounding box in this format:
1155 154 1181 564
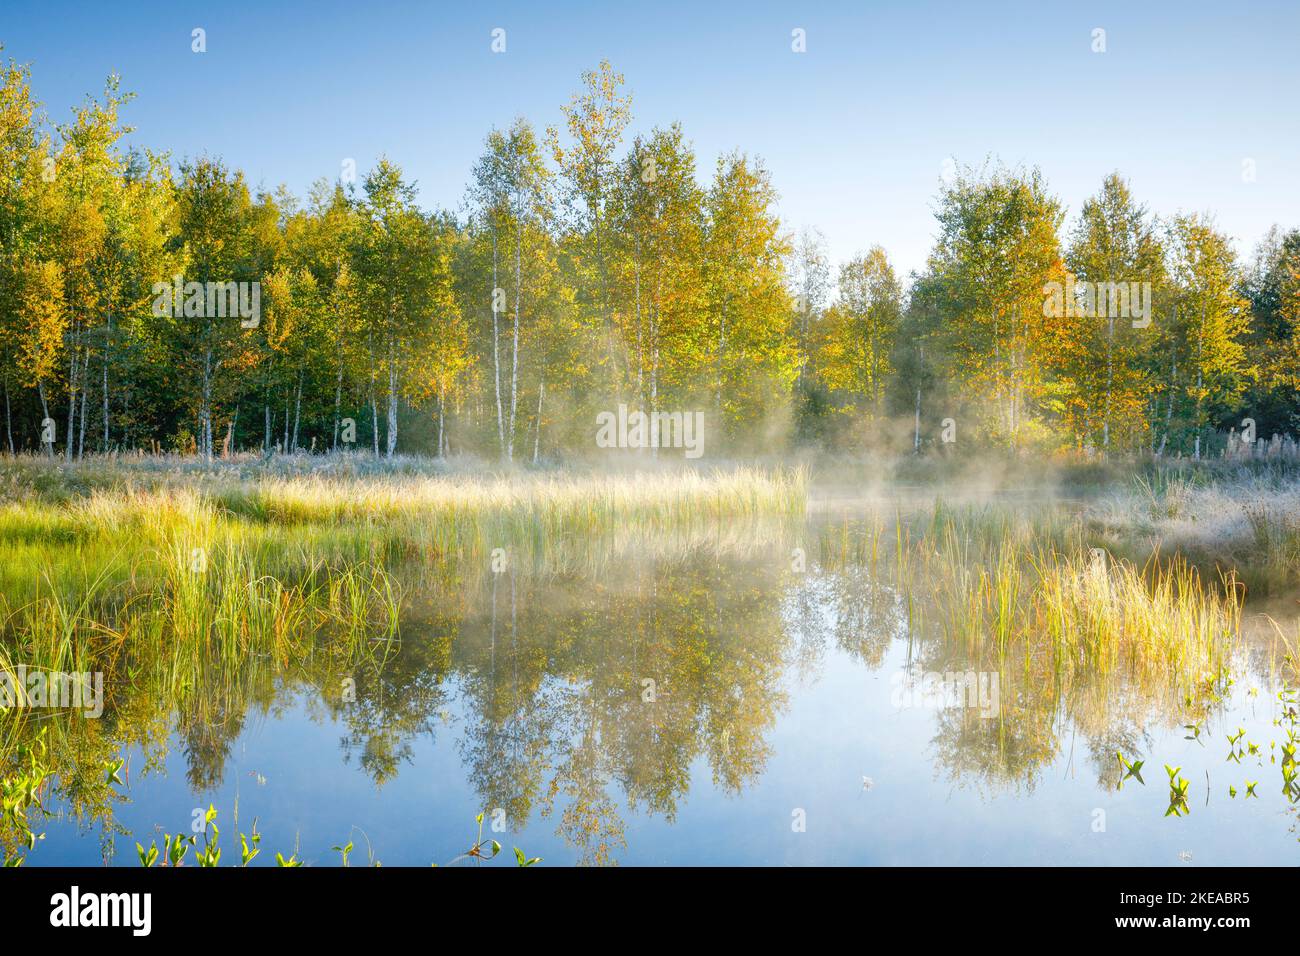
3 0 1297 277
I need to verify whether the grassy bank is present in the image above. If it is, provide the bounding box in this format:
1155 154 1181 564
0 458 809 733
2 452 1297 862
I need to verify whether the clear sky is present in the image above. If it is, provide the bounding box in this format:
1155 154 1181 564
3 0 1297 278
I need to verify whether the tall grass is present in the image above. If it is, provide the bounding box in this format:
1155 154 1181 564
0 463 806 756
0 455 1286 860
817 500 1242 701
1093 468 1300 594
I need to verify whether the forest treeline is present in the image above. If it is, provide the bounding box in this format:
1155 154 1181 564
1 56 1297 462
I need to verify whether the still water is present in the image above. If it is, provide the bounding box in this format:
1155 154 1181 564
29 514 1300 866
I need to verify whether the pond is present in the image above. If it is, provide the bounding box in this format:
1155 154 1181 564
18 504 1300 866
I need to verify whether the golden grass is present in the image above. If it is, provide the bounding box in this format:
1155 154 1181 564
817 501 1243 700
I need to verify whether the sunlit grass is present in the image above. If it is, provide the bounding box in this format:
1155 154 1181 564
0 454 1290 861
817 500 1242 702
0 461 807 752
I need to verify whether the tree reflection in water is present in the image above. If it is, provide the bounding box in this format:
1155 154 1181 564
3 509 1267 865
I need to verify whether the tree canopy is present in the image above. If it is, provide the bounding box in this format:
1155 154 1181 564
0 56 1293 461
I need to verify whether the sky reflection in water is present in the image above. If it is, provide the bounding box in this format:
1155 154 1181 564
32 518 1300 866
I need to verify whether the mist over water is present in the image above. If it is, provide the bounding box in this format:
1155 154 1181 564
23 487 1300 866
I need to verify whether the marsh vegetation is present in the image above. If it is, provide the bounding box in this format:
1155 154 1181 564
2 454 1298 865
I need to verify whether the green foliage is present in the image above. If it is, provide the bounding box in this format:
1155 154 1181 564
0 728 51 865
0 59 1290 460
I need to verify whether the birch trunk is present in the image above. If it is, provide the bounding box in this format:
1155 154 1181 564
533 374 545 463
3 375 12 454
491 228 505 458
332 359 343 450
65 333 79 462
292 370 303 453
102 311 112 451
38 381 52 456
385 358 398 458
508 218 521 463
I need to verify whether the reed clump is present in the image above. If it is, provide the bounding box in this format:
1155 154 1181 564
0 463 807 736
817 501 1243 700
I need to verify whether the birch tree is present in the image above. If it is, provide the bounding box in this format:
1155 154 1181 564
1062 173 1163 452
470 120 553 461
925 163 1065 448
1162 214 1249 457
166 158 258 460
817 247 902 421
703 151 796 438
548 60 632 391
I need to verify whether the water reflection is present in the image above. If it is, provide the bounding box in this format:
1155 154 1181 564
5 513 1298 865
426 547 793 864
